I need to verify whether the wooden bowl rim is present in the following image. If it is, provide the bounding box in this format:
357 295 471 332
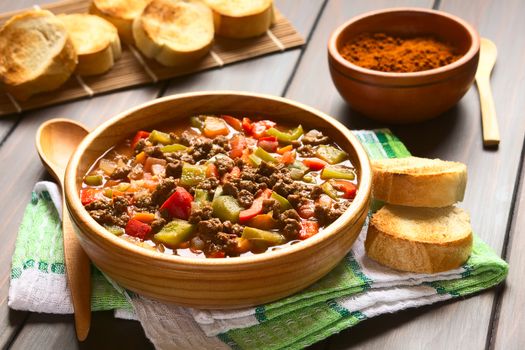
65 91 372 267
327 7 480 80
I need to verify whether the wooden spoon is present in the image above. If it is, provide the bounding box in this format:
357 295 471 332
35 118 91 341
475 38 500 146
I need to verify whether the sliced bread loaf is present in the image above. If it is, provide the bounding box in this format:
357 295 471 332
0 10 77 101
90 0 151 44
204 0 274 38
365 204 473 273
133 0 214 67
372 156 467 207
59 14 121 76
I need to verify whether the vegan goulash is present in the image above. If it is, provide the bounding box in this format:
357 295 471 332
80 115 357 258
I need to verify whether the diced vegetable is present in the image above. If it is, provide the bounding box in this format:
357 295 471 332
84 174 103 186
331 180 357 199
125 219 151 239
250 120 276 139
266 125 303 142
229 134 247 159
271 191 292 210
254 147 277 163
287 160 309 180
320 165 356 180
99 159 117 175
132 212 156 223
248 154 262 167
321 181 338 200
190 116 205 129
315 145 347 164
180 163 207 186
277 145 293 154
280 150 296 165
135 151 147 165
302 158 328 171
160 186 193 220
194 189 209 203
203 116 229 138
298 200 315 219
160 144 187 153
208 251 226 258
206 163 219 178
131 131 150 149
257 136 278 152
212 195 243 223
239 189 272 222
303 175 314 183
80 188 101 205
242 227 285 245
230 166 241 178
144 157 166 173
213 185 223 201
222 115 242 131
148 130 172 145
236 238 251 254
104 225 124 236
154 219 195 246
242 117 252 133
115 182 130 192
247 213 279 230
299 220 319 240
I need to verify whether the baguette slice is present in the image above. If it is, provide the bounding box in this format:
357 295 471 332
59 14 121 76
372 156 467 207
204 0 274 38
133 0 214 67
90 0 151 44
0 10 77 101
365 205 473 273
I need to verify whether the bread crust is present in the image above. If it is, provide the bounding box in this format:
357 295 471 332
133 0 214 67
90 0 151 44
365 205 473 273
59 14 121 76
0 10 77 101
204 0 273 39
372 157 467 207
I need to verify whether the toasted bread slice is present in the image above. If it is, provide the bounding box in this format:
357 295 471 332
133 0 214 67
365 205 473 273
0 10 77 101
204 0 274 38
372 156 467 208
90 0 151 44
59 14 121 76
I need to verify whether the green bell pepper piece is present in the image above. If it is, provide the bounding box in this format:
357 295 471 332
266 125 303 142
242 227 285 245
254 147 277 163
271 192 292 210
321 166 356 180
212 196 242 223
84 174 103 186
115 182 130 192
321 181 339 199
154 219 195 246
316 145 348 164
180 163 207 186
160 144 187 153
249 154 262 167
287 160 309 180
194 189 210 203
105 225 124 236
190 116 205 129
213 185 223 201
148 130 172 145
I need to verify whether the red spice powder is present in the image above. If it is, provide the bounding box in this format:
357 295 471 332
340 33 461 73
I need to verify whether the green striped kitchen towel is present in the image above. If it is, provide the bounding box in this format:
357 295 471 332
9 129 508 350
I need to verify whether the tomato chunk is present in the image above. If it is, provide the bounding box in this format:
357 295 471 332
206 163 219 178
239 189 272 223
331 180 357 199
303 158 328 171
250 120 276 139
230 134 247 159
257 136 278 152
131 131 150 149
242 118 252 133
299 220 319 240
221 115 242 131
81 188 101 206
160 186 194 220
125 219 152 239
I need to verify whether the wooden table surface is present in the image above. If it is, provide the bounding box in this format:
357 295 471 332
1 0 524 349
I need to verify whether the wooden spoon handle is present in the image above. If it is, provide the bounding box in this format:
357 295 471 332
477 75 500 146
62 199 91 341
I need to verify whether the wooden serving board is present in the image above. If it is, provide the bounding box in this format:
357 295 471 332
0 0 304 117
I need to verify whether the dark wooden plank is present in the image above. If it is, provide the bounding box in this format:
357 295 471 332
493 158 525 349
283 0 525 349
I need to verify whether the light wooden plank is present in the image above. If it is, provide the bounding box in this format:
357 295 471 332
493 163 525 349
282 0 524 349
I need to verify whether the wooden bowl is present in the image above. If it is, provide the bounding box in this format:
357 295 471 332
64 91 372 309
328 8 480 124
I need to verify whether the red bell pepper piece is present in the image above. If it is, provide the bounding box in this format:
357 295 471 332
229 134 247 159
280 150 296 165
242 118 252 133
208 251 226 258
125 219 152 239
239 189 272 223
160 186 194 220
302 158 328 171
221 115 242 131
206 163 219 178
250 120 276 139
331 180 357 199
299 220 319 240
80 188 101 206
131 131 150 149
257 136 278 152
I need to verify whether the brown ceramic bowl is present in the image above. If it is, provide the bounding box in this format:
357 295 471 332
64 91 372 309
328 8 480 123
